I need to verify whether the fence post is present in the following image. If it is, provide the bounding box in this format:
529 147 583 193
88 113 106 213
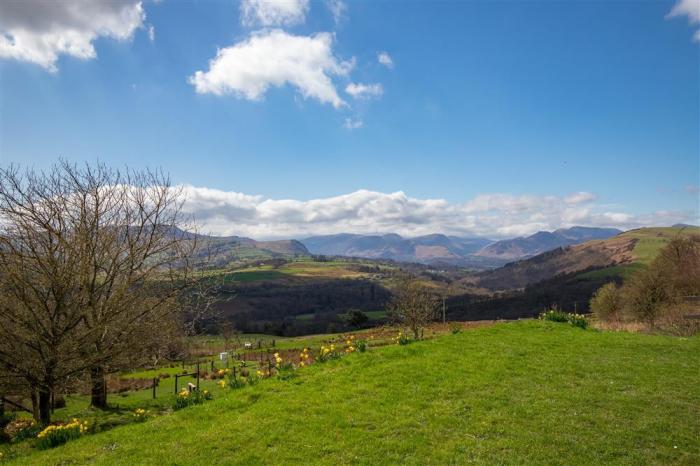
196 362 200 391
174 374 179 394
152 377 157 399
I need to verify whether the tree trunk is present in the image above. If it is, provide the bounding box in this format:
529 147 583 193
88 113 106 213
31 390 39 422
38 389 51 425
90 366 108 409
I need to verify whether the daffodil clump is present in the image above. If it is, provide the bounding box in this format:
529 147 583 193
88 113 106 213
132 408 149 422
215 368 231 379
392 331 411 345
174 388 211 410
299 347 312 367
317 343 335 362
36 418 88 450
540 309 589 329
344 335 356 353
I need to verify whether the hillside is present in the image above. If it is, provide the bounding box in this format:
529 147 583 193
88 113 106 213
196 234 310 266
475 226 622 260
476 226 700 290
9 321 700 465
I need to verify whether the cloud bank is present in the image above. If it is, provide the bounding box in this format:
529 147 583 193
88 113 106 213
0 0 146 72
179 187 696 239
189 30 354 108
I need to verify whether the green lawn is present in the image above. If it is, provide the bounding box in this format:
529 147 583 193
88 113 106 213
5 321 699 465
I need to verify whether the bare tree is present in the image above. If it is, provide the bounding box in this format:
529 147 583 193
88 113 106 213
0 161 213 421
388 279 440 339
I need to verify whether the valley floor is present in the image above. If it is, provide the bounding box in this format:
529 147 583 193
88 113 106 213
9 321 700 465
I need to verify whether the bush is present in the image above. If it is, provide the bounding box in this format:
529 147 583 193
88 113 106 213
36 419 88 450
590 282 623 323
356 340 368 352
623 268 672 326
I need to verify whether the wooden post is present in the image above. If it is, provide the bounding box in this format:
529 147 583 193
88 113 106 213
442 296 446 323
152 378 157 399
174 375 179 394
196 362 200 391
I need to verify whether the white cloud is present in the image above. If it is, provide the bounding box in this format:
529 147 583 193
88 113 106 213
0 0 146 72
148 24 155 42
564 192 597 204
326 0 347 25
377 51 394 68
345 82 383 99
667 0 700 41
189 30 354 109
343 117 363 129
241 0 309 27
176 187 696 239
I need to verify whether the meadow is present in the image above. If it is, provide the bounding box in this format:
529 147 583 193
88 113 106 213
4 320 698 465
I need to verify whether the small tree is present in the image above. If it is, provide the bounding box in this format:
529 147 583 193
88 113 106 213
388 279 439 339
590 282 623 323
343 309 369 328
622 268 671 327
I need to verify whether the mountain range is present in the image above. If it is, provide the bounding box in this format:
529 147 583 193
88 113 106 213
182 226 625 270
300 227 622 267
475 226 623 260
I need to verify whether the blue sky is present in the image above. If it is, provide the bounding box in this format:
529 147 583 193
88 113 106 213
0 0 698 238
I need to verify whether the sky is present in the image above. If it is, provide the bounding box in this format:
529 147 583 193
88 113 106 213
0 0 698 239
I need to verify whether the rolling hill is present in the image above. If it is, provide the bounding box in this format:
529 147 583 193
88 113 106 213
193 233 310 266
476 226 700 290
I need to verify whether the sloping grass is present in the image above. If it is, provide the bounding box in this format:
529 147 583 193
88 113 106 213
577 226 700 282
7 321 700 465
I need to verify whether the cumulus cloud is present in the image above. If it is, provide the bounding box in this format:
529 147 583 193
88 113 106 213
0 0 146 72
667 0 700 41
377 51 394 68
343 117 363 129
345 82 383 99
241 0 309 27
189 29 353 109
326 0 347 25
176 187 696 239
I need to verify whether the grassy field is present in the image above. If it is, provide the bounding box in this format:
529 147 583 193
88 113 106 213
5 321 699 465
